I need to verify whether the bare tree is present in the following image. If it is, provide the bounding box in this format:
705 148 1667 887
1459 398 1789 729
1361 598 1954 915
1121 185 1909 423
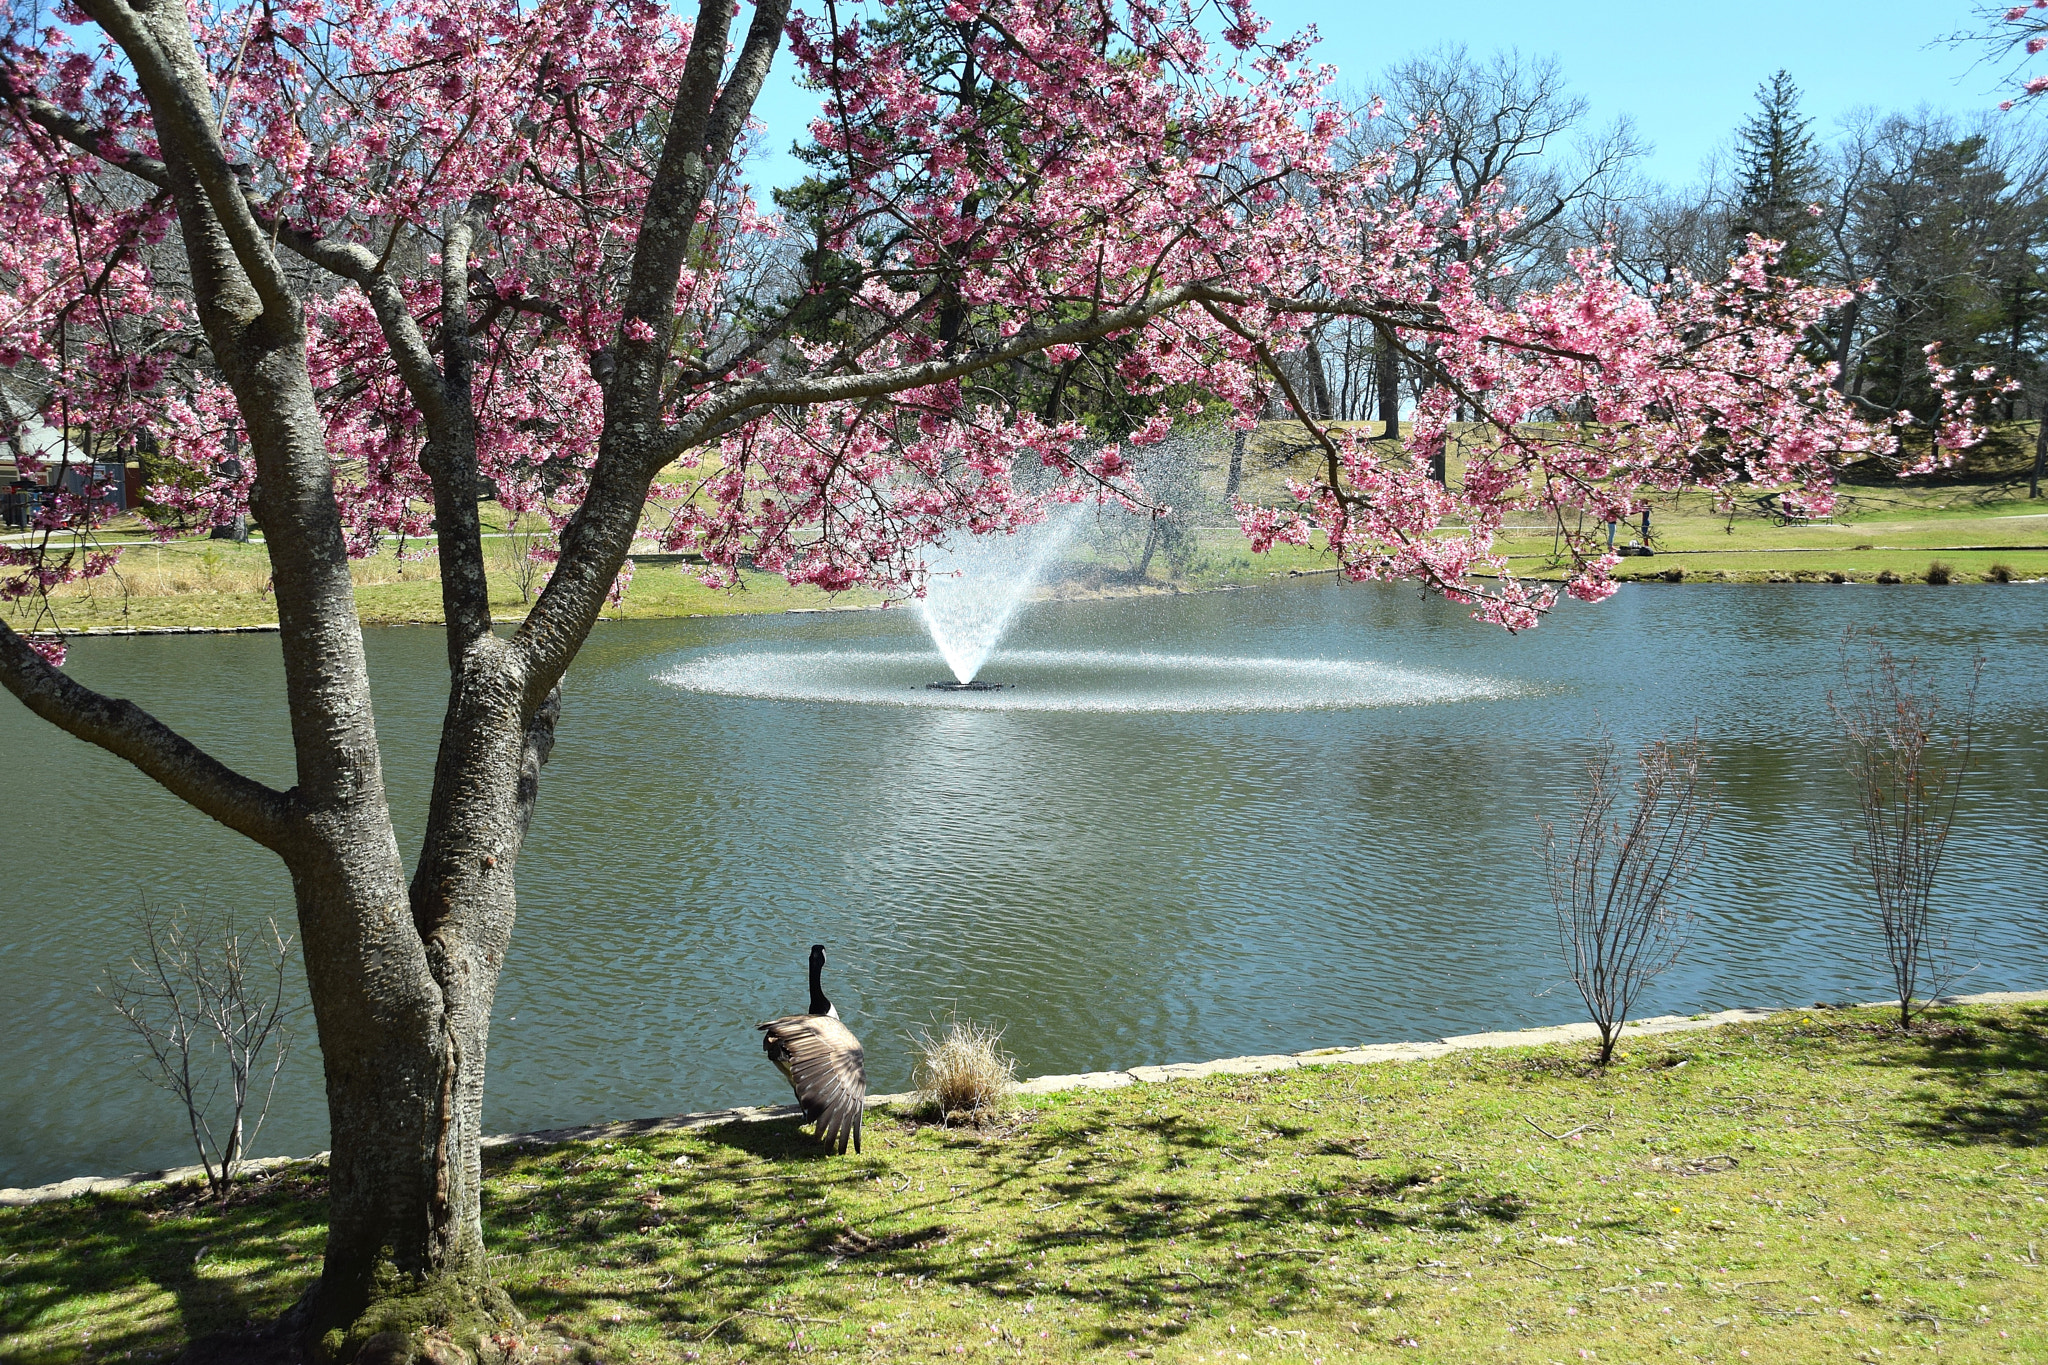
98 905 299 1198
1829 641 1982 1030
1543 730 1718 1065
1328 48 1649 447
1606 179 1738 294
1346 47 1647 285
504 507 552 606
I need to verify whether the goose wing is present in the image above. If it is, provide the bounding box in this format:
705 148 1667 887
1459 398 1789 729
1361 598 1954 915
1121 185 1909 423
757 1014 867 1154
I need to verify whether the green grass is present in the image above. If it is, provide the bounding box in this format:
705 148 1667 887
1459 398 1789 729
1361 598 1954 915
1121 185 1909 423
8 425 2045 635
1228 422 2048 586
6 1004 2046 1362
4 535 880 633
1507 488 2048 585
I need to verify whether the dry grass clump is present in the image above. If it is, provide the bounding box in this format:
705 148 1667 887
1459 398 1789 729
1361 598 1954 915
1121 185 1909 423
910 1018 1016 1124
1988 561 2016 583
1925 560 1954 585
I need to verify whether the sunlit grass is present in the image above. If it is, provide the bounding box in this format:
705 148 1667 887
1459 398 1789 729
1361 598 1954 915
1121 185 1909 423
9 425 2045 634
5 1004 2045 1362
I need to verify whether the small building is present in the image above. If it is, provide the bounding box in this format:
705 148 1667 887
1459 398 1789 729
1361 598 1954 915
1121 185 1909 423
1 374 142 526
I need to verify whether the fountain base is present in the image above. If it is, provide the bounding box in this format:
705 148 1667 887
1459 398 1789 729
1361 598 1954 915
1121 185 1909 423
926 680 1009 691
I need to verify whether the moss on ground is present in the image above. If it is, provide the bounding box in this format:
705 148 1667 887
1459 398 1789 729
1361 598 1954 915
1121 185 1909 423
4 1004 2045 1362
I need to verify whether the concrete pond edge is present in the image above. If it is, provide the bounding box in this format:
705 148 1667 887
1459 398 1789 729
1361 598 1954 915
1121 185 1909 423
8 989 2045 1208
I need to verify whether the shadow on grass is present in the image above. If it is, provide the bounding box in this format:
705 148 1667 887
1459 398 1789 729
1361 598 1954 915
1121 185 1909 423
485 1121 897 1349
513 1101 1538 1355
0 1169 323 1364
3 1091 1546 1360
1884 1006 2048 1148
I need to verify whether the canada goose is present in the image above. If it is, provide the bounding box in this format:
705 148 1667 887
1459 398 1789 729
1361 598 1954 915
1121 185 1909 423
758 944 867 1154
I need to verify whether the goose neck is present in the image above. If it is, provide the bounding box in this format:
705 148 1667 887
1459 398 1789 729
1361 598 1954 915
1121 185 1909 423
809 956 831 1017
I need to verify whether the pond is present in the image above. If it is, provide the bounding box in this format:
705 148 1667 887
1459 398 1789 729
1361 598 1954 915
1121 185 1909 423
2 579 2043 1189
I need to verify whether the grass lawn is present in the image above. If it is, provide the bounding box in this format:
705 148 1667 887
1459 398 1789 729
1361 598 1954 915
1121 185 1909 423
5 1003 2044 1363
4 536 880 634
1222 421 2048 587
8 423 2045 635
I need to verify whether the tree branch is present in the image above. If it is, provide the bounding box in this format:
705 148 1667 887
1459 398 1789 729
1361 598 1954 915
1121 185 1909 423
74 0 297 319
0 70 175 186
422 209 494 660
510 0 792 691
657 279 1215 459
3 52 456 433
611 0 739 412
704 0 793 177
0 621 297 851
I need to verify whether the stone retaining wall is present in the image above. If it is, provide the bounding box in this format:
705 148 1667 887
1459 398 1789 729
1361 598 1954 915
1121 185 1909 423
7 990 2043 1208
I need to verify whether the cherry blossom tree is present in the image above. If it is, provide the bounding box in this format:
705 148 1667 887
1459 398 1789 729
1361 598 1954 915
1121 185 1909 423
1981 1 2048 107
0 0 1979 1355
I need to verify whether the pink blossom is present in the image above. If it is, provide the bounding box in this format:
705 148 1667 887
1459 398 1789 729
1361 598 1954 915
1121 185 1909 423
0 0 1976 639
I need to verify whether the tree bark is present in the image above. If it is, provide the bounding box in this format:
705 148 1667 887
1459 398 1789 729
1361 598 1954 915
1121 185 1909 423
4 2 789 1358
1134 514 1163 579
1830 296 1860 396
300 679 560 1357
59 3 476 1351
2033 407 2046 499
1301 333 1336 420
1374 327 1401 443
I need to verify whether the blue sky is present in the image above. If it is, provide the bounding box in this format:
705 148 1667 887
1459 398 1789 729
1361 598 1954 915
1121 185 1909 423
739 0 2013 195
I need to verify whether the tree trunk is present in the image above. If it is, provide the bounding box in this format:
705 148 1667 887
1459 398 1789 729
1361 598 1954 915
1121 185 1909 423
295 860 497 1355
1301 333 1335 420
1829 296 1860 395
2032 411 2045 499
1134 514 1162 579
296 666 559 1357
6 1 783 1358
1224 427 1245 498
1374 328 1400 443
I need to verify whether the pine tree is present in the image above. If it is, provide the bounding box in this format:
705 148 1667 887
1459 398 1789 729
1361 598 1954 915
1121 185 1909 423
1729 70 1826 277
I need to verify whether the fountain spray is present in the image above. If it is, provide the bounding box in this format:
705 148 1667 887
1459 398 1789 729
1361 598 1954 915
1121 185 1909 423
916 505 1083 685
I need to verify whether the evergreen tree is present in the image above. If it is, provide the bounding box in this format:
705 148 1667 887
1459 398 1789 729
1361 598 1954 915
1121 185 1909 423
1729 70 1826 276
1849 133 2048 420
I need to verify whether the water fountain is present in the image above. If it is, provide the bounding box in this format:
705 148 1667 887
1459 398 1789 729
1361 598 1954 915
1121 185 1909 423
660 445 1513 714
916 509 1081 687
665 643 1511 712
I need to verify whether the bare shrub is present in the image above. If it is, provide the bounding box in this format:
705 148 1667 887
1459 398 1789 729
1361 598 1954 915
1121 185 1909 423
1925 561 1954 585
1987 562 2016 583
98 905 300 1197
1829 641 1981 1031
1543 730 1719 1066
910 1017 1016 1124
505 509 553 604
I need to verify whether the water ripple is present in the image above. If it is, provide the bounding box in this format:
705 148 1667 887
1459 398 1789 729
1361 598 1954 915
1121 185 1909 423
4 582 2042 1188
